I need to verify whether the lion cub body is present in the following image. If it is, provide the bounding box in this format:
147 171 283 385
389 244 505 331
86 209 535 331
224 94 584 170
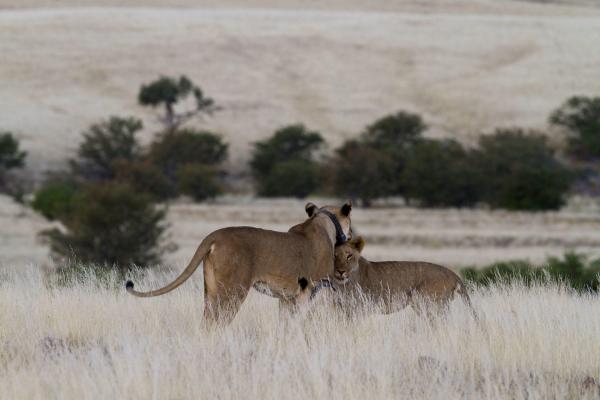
334 238 471 314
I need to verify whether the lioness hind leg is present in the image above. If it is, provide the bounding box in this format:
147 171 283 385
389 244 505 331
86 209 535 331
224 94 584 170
202 260 251 326
204 286 250 326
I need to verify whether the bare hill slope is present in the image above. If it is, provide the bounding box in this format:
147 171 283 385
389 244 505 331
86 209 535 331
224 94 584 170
1 0 600 178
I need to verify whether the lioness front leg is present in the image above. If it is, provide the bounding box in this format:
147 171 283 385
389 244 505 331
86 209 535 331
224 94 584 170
278 277 311 319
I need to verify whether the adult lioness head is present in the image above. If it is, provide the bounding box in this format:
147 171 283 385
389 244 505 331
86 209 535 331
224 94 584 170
333 236 365 284
304 201 353 246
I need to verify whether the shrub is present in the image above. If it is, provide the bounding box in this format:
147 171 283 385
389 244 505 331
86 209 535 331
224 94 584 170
460 261 545 287
31 181 77 220
139 75 219 130
0 132 26 171
149 129 228 179
113 160 177 201
550 96 600 160
546 252 600 292
176 164 222 201
41 182 172 271
402 139 482 207
475 128 573 210
331 140 396 206
70 116 143 182
0 132 27 194
259 160 320 198
461 252 600 292
250 124 324 197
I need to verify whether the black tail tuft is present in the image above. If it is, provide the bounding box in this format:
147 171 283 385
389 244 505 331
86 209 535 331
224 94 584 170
125 280 134 290
298 277 309 291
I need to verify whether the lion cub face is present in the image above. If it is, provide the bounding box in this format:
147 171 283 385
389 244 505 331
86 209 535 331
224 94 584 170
333 237 365 284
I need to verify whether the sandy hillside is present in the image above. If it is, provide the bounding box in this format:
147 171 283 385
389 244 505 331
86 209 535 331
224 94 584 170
1 0 600 179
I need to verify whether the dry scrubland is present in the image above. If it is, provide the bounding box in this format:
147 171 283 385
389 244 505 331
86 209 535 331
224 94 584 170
2 266 600 399
2 1 600 397
1 0 600 179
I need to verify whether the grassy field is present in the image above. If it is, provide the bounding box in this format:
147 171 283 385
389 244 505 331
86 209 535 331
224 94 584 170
1 0 600 180
2 265 600 399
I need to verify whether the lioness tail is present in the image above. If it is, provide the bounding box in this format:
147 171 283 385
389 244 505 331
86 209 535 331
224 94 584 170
126 235 215 297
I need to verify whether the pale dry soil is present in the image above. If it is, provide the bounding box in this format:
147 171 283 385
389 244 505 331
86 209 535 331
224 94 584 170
1 265 600 399
1 195 600 269
1 0 600 180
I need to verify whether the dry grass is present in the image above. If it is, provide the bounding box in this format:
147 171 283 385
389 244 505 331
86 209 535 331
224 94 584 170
2 264 600 399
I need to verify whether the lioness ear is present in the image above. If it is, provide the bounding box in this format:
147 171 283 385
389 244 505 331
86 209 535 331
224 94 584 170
305 202 318 217
341 200 352 216
352 236 365 253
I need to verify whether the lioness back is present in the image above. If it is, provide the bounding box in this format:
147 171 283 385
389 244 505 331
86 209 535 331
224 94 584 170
211 226 317 276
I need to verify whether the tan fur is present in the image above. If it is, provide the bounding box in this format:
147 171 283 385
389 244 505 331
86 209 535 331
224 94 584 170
126 202 352 325
333 237 473 315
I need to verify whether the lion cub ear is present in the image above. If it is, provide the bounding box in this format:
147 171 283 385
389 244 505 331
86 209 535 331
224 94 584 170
305 202 318 217
352 236 365 253
341 200 352 216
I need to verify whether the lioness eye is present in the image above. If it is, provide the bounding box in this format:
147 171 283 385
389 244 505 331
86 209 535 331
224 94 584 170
346 254 352 260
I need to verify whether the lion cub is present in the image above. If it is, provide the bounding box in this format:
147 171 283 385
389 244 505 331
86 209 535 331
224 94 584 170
332 237 473 315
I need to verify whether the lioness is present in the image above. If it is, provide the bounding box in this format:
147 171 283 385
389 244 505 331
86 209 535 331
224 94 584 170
331 237 473 315
126 202 352 324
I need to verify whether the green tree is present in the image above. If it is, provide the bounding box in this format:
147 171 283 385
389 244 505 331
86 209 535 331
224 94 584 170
32 181 77 220
70 116 143 182
259 160 320 198
138 75 219 131
402 139 482 207
176 164 222 201
42 182 172 271
475 128 573 210
331 140 395 206
362 111 426 195
550 96 600 160
251 125 323 178
113 160 177 201
250 124 324 197
149 129 228 179
362 111 426 151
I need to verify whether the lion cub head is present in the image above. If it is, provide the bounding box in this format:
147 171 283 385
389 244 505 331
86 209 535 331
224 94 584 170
333 237 365 284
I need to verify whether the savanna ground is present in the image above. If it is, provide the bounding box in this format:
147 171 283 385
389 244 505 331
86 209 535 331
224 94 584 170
3 0 600 397
2 196 600 398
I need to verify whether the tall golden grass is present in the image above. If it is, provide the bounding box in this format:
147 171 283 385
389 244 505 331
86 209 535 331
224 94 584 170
1 264 599 399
